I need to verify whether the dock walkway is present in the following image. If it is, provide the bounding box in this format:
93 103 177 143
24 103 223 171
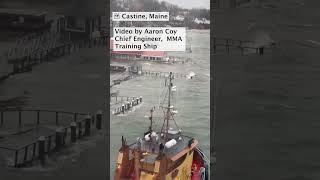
213 37 276 55
0 47 106 171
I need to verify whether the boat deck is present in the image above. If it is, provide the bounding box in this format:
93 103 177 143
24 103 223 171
129 134 195 163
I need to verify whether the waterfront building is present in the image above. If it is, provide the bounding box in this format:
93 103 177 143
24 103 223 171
0 8 51 32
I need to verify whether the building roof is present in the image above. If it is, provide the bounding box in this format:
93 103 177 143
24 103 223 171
112 51 143 56
141 51 165 58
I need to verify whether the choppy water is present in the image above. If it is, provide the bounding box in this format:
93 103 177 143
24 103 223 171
0 48 107 179
110 30 210 175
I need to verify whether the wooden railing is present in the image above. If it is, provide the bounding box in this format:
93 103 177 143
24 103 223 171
0 109 87 127
212 37 276 55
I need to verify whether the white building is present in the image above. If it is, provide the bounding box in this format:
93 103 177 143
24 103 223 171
194 18 210 25
174 15 185 21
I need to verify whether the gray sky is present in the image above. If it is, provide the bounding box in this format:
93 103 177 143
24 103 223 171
161 0 210 9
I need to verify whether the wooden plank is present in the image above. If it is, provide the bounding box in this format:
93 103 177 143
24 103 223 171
170 139 198 161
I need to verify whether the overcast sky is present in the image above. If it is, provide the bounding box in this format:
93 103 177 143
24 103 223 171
160 0 210 9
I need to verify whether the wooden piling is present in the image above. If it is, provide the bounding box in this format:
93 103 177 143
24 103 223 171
74 113 77 122
71 122 77 143
47 136 51 152
37 110 40 125
46 50 49 61
19 110 22 127
63 128 67 145
122 105 125 114
259 47 264 55
55 128 64 151
84 115 91 136
96 110 102 130
78 122 82 138
1 111 3 126
14 150 18 167
32 143 36 159
23 146 28 164
56 112 59 125
213 38 217 52
91 114 95 125
38 136 45 165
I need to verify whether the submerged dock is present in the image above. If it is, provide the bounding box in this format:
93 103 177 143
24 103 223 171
0 46 106 177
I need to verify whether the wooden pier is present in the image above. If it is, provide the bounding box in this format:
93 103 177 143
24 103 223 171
110 65 126 72
109 68 192 89
110 72 132 88
130 70 191 79
213 37 276 55
111 97 143 115
0 108 103 168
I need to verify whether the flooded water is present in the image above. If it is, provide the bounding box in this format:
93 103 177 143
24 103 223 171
215 1 320 179
0 48 107 180
110 30 210 175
